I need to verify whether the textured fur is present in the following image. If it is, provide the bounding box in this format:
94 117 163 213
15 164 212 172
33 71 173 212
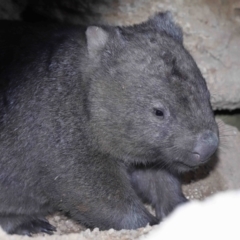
0 12 218 235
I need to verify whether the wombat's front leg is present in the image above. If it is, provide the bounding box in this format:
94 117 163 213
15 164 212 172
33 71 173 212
54 160 158 230
0 215 55 235
130 167 187 220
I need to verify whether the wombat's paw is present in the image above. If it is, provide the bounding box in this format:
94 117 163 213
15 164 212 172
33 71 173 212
119 205 159 230
10 218 56 236
148 215 160 226
155 195 188 220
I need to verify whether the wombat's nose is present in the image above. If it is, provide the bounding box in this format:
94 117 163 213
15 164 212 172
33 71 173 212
192 130 219 162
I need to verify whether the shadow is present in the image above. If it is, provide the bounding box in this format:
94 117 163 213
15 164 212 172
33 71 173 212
21 0 119 25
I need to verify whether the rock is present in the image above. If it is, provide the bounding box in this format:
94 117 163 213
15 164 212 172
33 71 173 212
1 1 240 109
141 190 240 240
0 0 27 20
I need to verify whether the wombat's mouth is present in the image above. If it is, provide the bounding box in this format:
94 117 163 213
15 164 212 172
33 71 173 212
173 161 203 172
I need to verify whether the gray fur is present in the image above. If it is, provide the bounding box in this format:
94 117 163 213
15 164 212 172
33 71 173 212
0 12 218 235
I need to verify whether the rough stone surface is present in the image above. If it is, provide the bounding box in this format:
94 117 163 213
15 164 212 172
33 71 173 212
0 0 239 110
141 190 240 240
0 0 27 20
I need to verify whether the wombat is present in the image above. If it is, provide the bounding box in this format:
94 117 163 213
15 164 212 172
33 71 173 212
0 12 219 235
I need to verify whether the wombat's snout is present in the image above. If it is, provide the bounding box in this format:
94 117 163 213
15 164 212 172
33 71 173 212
192 130 219 162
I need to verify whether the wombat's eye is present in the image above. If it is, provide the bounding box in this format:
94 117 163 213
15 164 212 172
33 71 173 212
154 108 164 118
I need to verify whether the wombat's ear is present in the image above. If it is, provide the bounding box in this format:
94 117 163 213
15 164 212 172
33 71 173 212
86 26 109 58
150 11 183 43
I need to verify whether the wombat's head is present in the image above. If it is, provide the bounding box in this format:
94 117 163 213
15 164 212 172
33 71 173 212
84 12 219 173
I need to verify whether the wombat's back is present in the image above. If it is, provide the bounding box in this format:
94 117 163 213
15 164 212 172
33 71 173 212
0 21 89 213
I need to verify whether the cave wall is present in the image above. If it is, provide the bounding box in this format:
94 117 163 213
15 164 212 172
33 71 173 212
1 0 240 110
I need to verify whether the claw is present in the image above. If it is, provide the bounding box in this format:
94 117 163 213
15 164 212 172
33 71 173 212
13 218 56 235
